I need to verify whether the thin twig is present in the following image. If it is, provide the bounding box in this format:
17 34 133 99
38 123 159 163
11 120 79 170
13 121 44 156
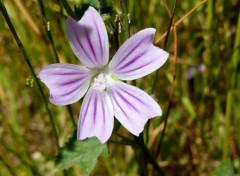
155 26 178 159
162 0 172 18
151 3 177 176
154 0 208 44
147 0 177 143
151 0 177 94
153 0 208 160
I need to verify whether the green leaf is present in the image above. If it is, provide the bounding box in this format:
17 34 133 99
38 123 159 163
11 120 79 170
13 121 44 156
55 132 108 176
213 159 239 176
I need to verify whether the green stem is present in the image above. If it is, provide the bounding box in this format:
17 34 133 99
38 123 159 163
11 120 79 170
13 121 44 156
0 1 60 149
67 105 77 128
37 0 59 63
59 0 77 19
222 12 240 160
56 0 64 17
137 134 148 176
135 134 164 176
37 0 76 129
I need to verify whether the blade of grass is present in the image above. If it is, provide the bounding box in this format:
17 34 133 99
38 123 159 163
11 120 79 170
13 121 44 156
222 12 240 160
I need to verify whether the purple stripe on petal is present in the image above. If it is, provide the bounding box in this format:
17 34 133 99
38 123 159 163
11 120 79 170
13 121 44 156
81 92 94 126
57 82 84 97
116 91 139 112
119 88 146 105
57 77 85 87
119 59 156 74
93 19 104 60
100 97 105 138
71 20 94 64
112 93 130 120
115 36 152 69
47 72 84 76
84 28 97 64
93 93 98 124
116 50 148 71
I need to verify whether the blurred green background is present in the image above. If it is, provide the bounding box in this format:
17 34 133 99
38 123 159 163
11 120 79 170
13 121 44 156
0 0 240 175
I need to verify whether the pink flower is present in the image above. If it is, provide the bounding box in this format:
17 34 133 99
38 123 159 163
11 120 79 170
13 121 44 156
38 7 169 143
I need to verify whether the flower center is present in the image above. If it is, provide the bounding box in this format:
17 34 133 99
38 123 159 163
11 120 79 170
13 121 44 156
92 74 110 91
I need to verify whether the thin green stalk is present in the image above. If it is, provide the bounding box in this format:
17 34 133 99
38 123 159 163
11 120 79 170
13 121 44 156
67 105 77 128
0 1 60 149
37 0 59 63
222 12 240 160
137 134 148 176
135 134 164 176
37 0 76 128
59 0 77 19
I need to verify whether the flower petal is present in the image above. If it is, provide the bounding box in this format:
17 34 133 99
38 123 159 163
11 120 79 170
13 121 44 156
108 81 162 136
77 87 114 143
66 7 109 68
109 28 169 80
38 63 92 106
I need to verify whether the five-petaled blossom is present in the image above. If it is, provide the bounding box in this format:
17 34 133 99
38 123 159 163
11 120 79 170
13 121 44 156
38 6 169 143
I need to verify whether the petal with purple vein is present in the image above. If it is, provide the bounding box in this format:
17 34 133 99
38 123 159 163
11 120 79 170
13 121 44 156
109 28 169 80
38 63 93 106
107 81 162 136
66 7 109 68
77 87 114 143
